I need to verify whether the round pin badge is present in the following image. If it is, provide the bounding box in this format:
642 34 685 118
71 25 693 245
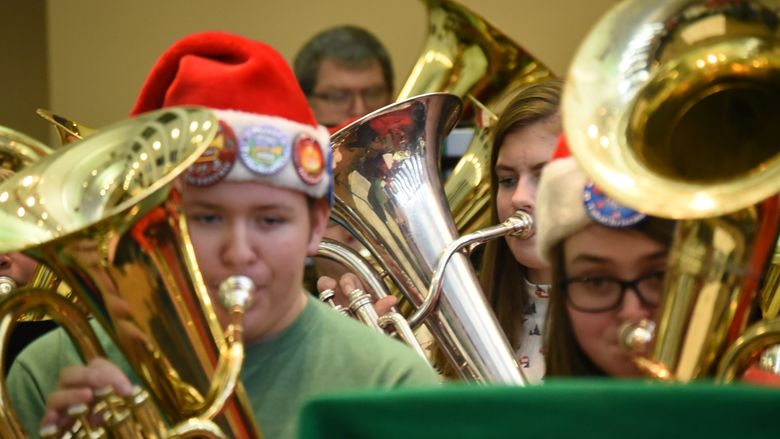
238 125 291 176
292 134 325 185
583 181 646 228
184 120 237 186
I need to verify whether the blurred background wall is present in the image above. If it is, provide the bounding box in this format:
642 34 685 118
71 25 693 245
1 0 618 145
1 0 49 142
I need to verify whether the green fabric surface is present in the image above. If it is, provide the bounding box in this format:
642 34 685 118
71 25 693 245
299 379 780 439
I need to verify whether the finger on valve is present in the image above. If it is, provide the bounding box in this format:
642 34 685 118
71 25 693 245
40 358 133 434
339 272 396 317
374 295 398 317
317 275 349 316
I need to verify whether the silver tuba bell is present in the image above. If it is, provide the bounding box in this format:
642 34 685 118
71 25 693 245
329 93 527 384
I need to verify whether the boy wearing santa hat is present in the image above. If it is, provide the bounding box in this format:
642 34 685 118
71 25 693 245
7 31 437 439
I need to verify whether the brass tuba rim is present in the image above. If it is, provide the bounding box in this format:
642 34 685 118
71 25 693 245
0 106 213 254
0 126 52 174
563 0 780 219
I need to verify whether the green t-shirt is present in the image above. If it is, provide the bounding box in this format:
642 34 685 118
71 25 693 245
7 296 439 438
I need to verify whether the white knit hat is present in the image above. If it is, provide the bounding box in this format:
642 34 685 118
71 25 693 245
535 135 646 264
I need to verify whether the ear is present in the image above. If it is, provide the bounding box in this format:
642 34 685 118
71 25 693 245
306 198 331 256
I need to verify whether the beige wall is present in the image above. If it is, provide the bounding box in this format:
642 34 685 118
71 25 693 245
1 0 48 143
44 0 618 137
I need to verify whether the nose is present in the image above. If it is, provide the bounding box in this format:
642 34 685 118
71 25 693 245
511 176 535 213
617 288 654 322
350 94 369 118
221 223 257 268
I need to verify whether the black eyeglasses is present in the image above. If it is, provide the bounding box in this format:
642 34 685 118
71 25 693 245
562 271 665 313
309 87 390 110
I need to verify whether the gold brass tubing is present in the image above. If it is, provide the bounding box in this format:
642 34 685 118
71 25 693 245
715 317 780 383
34 109 96 146
398 0 555 115
167 418 226 439
197 314 245 422
28 265 60 291
0 290 105 437
445 98 498 235
66 403 104 438
16 266 68 322
198 276 253 421
129 388 166 439
760 240 780 319
94 387 135 439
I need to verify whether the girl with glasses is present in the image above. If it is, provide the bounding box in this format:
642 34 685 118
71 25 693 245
535 136 675 377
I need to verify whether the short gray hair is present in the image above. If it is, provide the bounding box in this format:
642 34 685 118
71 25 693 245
294 25 393 96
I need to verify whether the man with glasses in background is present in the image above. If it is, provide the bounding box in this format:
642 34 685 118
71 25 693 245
294 25 393 130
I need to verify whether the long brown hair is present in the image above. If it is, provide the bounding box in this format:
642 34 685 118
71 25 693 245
543 217 676 377
479 78 563 349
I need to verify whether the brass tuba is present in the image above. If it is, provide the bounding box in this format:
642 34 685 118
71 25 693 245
399 0 556 233
0 126 67 318
564 0 780 382
35 108 97 146
0 126 52 173
0 107 262 437
398 0 554 117
329 93 527 384
444 97 498 234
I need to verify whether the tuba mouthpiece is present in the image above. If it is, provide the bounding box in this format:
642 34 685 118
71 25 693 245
218 275 255 311
506 211 534 239
619 319 655 354
0 275 17 296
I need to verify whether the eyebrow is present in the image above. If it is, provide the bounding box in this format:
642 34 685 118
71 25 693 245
569 249 668 266
494 160 548 173
185 200 221 210
530 161 548 172
319 84 386 93
494 163 513 173
185 200 288 212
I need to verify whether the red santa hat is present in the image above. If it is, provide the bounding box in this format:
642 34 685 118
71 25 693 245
535 135 647 264
132 31 331 198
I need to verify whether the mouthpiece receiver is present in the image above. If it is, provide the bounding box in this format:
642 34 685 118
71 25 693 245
218 275 255 311
619 319 655 354
0 275 17 297
506 211 534 238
